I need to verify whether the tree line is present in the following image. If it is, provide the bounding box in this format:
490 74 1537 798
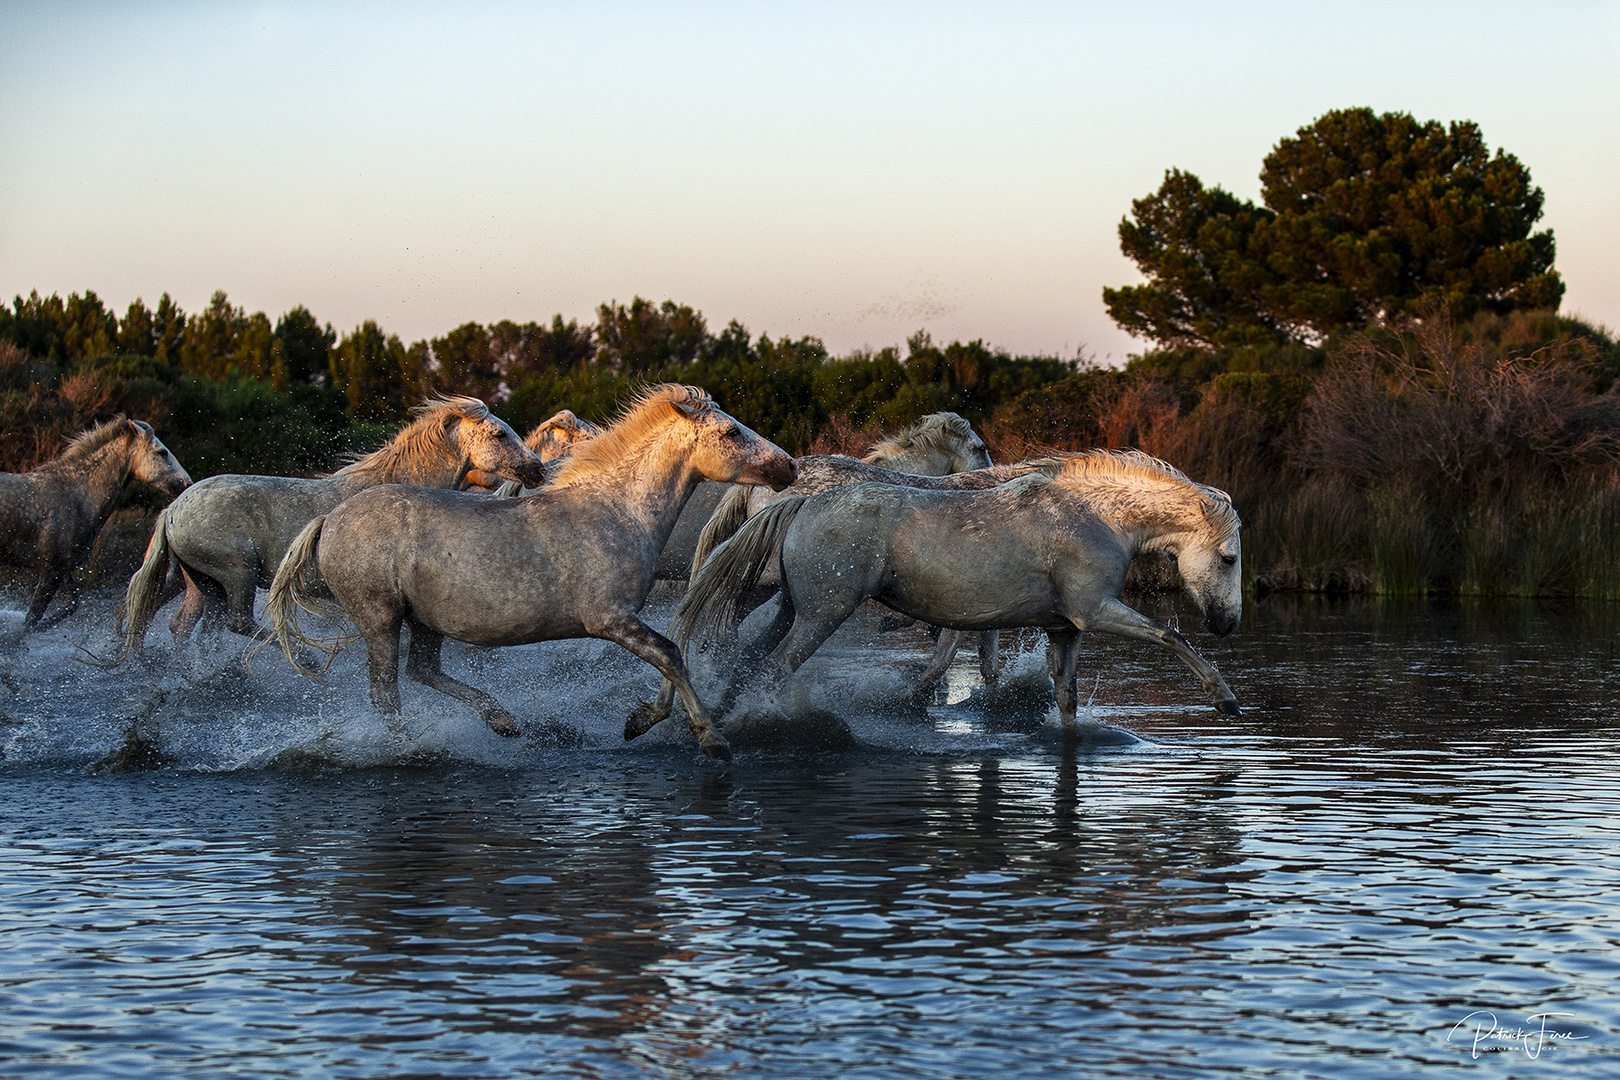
7 105 1620 596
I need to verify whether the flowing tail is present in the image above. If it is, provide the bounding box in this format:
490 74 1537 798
672 495 807 652
264 516 348 676
690 483 759 577
118 505 177 663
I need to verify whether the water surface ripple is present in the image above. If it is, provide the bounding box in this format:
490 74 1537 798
0 595 1616 1077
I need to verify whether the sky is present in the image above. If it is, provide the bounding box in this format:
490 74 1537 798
2 1 1617 364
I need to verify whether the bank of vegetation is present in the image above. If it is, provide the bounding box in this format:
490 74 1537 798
5 107 1619 597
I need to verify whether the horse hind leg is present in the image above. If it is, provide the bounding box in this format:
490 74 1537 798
403 622 520 737
168 567 216 642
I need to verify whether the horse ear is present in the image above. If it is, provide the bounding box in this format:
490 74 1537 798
132 419 154 435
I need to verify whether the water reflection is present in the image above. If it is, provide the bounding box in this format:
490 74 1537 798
0 597 1617 1076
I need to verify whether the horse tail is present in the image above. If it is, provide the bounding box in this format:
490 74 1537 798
690 483 757 577
118 504 175 663
264 516 346 677
673 495 807 650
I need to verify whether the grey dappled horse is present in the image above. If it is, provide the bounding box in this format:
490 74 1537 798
267 384 796 760
633 455 1046 728
669 450 1244 736
121 396 545 658
0 417 191 633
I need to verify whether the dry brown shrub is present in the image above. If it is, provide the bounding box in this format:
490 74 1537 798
805 414 891 458
1297 315 1620 489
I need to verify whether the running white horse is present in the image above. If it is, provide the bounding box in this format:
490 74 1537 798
0 417 192 633
121 396 546 657
266 384 796 758
668 450 1243 735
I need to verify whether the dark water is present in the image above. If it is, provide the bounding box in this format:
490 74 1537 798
0 592 1617 1078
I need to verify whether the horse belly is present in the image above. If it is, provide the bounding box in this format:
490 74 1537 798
883 523 1060 630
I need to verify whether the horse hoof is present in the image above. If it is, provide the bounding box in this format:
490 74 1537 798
1216 699 1241 717
485 710 522 737
624 701 667 740
700 736 733 762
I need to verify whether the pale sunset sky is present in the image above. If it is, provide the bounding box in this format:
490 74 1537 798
3 1 1617 363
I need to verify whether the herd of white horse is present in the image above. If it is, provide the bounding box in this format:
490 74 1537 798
1 384 1243 760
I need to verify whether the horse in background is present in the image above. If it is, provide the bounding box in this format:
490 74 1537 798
654 411 992 583
669 450 1243 736
474 409 603 493
861 411 991 474
121 396 545 659
267 384 795 759
0 418 191 633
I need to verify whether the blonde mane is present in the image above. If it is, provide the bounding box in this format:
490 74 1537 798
863 412 978 464
335 395 491 482
548 384 714 488
42 417 141 471
1039 449 1240 538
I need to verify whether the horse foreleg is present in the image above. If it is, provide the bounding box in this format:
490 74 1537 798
403 624 520 737
1045 626 1082 731
24 569 72 631
1081 599 1240 716
593 612 730 761
627 677 678 739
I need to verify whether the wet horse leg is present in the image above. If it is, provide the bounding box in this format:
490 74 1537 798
592 610 731 761
979 630 1002 684
1082 598 1240 715
1045 625 1082 731
628 590 794 737
169 567 220 641
23 567 72 631
403 621 521 737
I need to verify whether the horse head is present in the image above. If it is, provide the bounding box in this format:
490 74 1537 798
672 388 796 491
128 420 192 496
1176 493 1243 637
938 412 993 472
525 409 602 463
453 408 548 488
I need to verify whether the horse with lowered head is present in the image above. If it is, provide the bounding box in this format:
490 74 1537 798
0 417 191 633
266 384 796 759
121 395 546 658
668 450 1243 736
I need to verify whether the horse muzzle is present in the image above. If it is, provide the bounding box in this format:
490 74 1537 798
763 454 797 492
1206 610 1239 637
511 460 548 488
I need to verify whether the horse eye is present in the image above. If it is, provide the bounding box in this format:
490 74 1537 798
493 428 508 438
723 426 742 439
1221 554 1237 566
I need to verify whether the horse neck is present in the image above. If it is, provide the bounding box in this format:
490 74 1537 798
871 446 950 476
564 427 702 545
337 444 466 494
1057 479 1210 557
65 436 136 522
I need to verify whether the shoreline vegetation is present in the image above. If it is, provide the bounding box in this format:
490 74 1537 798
5 289 1618 600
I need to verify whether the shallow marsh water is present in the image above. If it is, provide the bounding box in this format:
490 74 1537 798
0 589 1617 1078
